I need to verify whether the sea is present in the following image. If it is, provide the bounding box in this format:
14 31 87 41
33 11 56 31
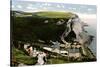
81 18 97 56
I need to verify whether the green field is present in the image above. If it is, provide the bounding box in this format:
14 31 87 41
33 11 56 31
34 11 74 18
12 11 74 18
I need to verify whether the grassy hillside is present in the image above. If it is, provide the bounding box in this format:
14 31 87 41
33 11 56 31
34 11 74 18
12 11 74 18
11 11 74 42
11 48 37 66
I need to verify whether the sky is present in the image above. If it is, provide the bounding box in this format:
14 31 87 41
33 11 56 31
11 0 96 14
11 0 97 19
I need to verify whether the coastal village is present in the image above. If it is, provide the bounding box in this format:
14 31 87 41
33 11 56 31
26 39 95 58
11 11 96 66
12 39 95 66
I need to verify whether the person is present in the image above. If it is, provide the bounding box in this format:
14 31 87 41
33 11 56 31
43 52 47 64
26 46 33 56
37 52 46 65
33 48 38 57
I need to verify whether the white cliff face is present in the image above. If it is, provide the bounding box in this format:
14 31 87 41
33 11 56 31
61 14 87 43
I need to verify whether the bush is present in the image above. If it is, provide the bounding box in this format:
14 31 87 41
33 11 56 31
11 48 37 66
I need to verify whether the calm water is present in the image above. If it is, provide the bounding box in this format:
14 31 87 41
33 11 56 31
82 18 97 56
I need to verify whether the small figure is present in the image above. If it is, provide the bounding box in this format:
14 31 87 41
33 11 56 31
36 52 47 65
33 48 38 57
27 46 33 56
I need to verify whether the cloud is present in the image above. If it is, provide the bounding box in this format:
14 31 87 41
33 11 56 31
87 8 93 11
42 3 51 6
75 12 96 19
42 7 47 10
57 4 61 8
26 4 37 10
80 6 87 8
24 9 49 12
26 6 37 10
68 7 77 10
28 4 33 7
72 8 77 10
61 5 65 8
68 7 72 10
27 6 33 9
12 5 14 8
43 3 48 6
47 3 51 6
17 5 22 9
43 3 47 5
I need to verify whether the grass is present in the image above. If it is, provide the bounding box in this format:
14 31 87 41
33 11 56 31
11 46 96 66
47 58 67 64
35 11 74 18
12 10 74 18
47 55 70 64
12 48 37 65
12 47 69 65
